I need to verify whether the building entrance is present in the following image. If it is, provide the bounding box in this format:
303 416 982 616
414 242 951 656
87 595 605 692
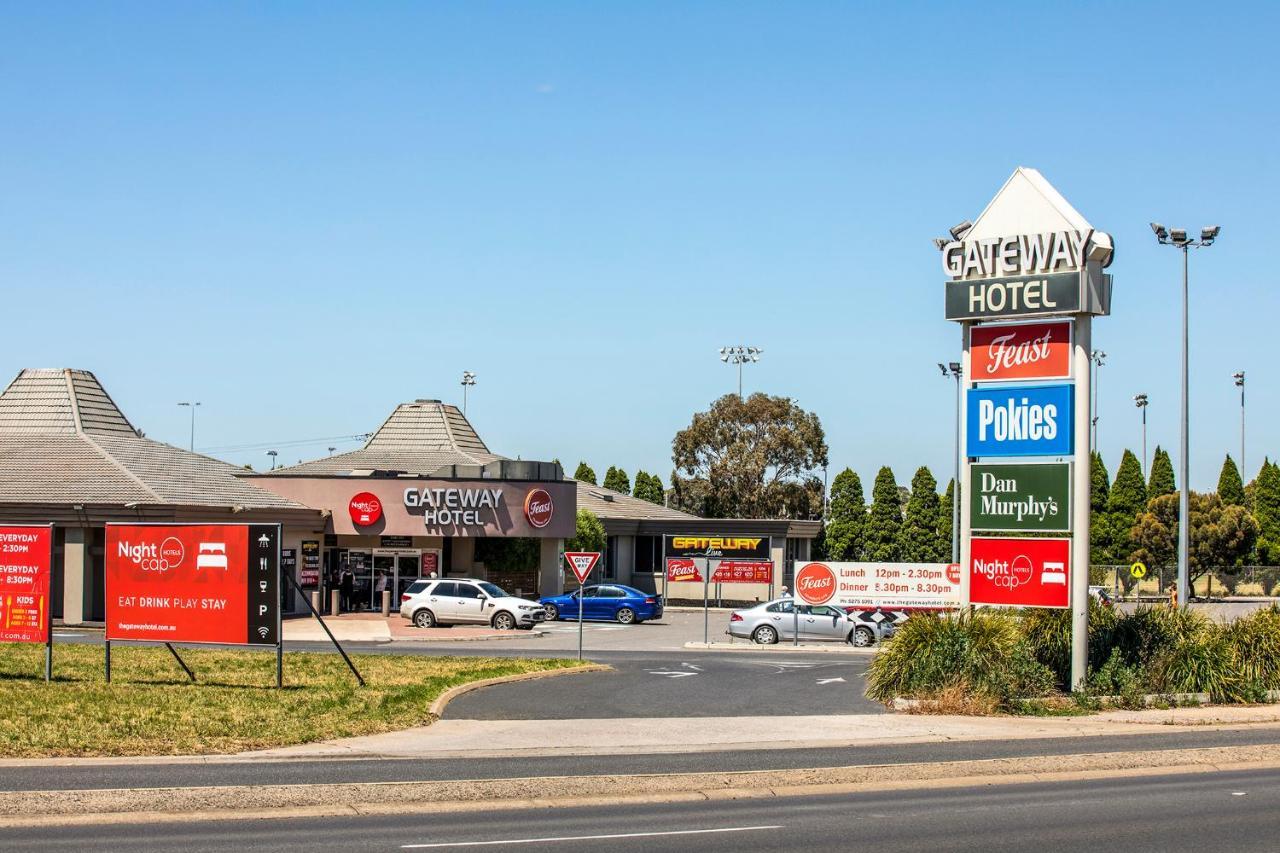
371 549 422 609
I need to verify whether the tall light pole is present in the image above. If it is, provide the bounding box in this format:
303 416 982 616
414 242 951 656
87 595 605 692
938 362 962 563
1152 222 1220 606
266 450 278 471
1234 371 1246 476
719 346 762 399
460 371 476 415
177 401 201 451
1133 394 1149 478
1089 351 1106 452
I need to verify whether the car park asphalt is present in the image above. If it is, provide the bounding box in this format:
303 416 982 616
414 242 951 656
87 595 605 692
6 767 1280 852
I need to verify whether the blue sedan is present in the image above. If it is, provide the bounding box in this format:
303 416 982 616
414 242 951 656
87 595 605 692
539 584 664 624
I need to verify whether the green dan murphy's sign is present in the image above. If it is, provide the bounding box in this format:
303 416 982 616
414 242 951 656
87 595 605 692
970 462 1071 532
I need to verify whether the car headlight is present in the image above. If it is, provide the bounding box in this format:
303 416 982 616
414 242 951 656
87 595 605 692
519 605 539 611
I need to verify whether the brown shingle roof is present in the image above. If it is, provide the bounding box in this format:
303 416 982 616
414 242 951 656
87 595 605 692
0 369 308 510
266 399 502 476
576 481 698 521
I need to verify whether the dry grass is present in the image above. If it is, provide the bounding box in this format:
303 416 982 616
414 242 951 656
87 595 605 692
0 643 584 757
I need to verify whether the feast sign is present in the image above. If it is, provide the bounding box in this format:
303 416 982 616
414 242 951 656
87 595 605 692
794 562 837 605
0 525 53 644
969 321 1071 382
106 524 280 645
970 537 1071 609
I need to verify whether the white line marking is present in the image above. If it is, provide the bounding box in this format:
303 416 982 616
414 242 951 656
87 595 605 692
647 670 697 678
816 677 846 684
402 825 784 848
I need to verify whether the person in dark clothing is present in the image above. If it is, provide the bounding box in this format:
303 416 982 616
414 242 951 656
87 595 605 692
339 567 355 612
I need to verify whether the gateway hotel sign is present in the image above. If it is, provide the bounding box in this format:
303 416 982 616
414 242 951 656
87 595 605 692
404 486 506 527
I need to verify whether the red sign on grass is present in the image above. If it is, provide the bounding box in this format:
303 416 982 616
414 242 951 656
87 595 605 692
106 524 281 645
970 536 1071 609
0 525 52 644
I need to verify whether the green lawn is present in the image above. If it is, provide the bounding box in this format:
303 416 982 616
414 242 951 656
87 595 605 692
0 643 586 757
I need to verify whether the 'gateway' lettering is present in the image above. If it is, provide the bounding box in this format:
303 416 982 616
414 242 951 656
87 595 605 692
671 537 763 551
404 487 503 510
943 230 1090 278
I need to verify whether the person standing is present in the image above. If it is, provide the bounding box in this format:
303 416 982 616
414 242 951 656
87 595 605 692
339 565 355 613
374 569 388 611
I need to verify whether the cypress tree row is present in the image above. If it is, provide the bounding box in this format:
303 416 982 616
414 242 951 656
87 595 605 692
937 478 956 561
1104 449 1147 564
1148 447 1176 499
897 466 942 562
863 467 903 563
1253 460 1280 565
603 466 631 495
573 462 598 485
824 468 866 561
1218 455 1246 507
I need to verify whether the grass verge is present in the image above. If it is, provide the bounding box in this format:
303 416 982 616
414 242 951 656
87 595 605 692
0 643 586 758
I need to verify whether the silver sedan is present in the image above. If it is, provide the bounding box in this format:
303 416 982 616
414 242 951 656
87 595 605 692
727 598 893 647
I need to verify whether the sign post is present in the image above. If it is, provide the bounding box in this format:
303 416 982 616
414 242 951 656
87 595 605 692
563 552 600 661
0 525 54 681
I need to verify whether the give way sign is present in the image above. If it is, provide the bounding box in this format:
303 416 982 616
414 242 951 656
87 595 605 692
564 551 601 584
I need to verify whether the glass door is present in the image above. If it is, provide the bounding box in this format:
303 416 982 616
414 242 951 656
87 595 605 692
396 554 420 599
371 552 395 609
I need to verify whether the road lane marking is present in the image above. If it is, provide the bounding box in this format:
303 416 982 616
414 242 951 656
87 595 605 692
401 825 785 848
647 670 697 678
816 677 846 684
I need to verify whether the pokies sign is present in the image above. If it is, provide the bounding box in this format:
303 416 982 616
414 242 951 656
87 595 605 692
0 525 53 644
970 536 1071 609
966 383 1074 457
105 524 280 645
969 321 1071 382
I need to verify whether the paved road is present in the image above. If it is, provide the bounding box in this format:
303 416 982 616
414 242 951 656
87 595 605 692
3 726 1278 793
7 767 1279 851
443 651 880 719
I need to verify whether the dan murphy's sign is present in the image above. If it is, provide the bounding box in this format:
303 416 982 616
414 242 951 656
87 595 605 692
970 462 1071 532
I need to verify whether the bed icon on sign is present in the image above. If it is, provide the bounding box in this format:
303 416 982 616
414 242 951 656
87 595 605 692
195 543 228 570
1041 561 1067 585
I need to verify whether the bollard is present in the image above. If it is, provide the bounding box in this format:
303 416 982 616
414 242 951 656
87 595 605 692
330 589 340 617
311 591 321 613
381 589 391 617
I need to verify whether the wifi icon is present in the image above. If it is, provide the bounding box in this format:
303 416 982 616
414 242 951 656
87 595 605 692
257 626 270 639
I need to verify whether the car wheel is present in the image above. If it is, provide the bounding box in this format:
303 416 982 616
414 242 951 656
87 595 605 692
493 611 516 631
413 609 436 629
616 607 636 625
544 604 560 621
752 625 779 645
849 626 875 647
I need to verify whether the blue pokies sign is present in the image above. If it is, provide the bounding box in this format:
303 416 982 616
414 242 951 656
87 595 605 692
966 384 1074 458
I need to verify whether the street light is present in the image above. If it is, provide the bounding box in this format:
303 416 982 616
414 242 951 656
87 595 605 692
1234 371 1246 476
1152 221 1219 606
1089 351 1106 452
719 346 762 399
938 362 962 563
1133 394 1149 477
460 371 476 415
177 402 201 451
266 450 278 471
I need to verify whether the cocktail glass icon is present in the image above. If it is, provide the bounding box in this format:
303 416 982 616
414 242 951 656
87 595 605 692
259 580 268 593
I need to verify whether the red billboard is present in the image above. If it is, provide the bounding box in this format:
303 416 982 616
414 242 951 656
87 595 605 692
969 321 1072 382
0 525 53 644
711 561 773 584
666 558 701 583
970 536 1071 609
106 524 280 645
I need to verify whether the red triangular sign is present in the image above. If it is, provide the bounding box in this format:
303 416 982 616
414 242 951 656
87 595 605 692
564 551 601 584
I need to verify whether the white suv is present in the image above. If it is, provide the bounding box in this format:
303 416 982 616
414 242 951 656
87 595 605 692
400 578 546 630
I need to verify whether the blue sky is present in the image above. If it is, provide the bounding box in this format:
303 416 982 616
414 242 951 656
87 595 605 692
2 2 1276 492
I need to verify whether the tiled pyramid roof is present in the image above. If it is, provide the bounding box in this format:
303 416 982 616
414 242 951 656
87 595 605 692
0 369 307 509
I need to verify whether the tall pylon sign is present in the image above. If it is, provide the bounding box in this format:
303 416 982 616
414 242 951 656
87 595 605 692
938 167 1115 690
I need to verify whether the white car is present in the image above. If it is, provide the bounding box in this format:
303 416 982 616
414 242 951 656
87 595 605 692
400 578 546 630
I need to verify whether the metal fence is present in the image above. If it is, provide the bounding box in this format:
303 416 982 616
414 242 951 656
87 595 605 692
1092 564 1280 598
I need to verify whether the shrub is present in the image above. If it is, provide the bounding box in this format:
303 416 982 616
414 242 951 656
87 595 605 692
1021 601 1118 689
1105 606 1208 669
866 611 1054 707
1148 631 1241 702
1226 604 1280 690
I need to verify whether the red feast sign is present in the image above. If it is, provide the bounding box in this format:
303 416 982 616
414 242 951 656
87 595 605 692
524 488 554 529
711 561 773 584
970 537 1071 609
794 562 837 605
564 551 600 584
969 321 1072 382
0 525 52 644
106 524 281 645
349 492 383 526
665 558 702 583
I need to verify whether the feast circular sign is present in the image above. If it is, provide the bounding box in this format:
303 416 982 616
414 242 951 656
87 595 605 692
794 562 837 605
524 488 554 529
349 492 383 526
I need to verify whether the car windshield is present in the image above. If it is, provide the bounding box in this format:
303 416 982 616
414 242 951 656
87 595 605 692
478 581 508 598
